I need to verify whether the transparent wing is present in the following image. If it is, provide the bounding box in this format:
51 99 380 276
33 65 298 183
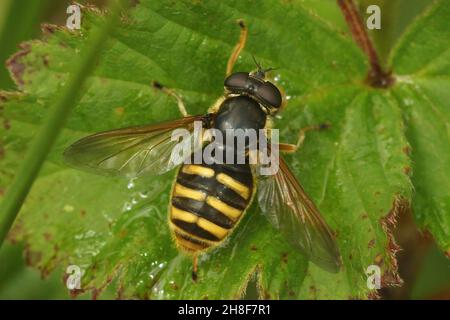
258 156 341 272
63 115 206 178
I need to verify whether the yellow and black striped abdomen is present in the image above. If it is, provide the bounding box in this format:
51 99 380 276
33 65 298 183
169 160 254 253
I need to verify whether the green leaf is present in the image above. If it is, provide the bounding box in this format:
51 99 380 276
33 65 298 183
389 0 450 255
0 0 448 299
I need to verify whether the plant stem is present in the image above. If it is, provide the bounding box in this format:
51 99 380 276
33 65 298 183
337 0 394 88
0 0 127 247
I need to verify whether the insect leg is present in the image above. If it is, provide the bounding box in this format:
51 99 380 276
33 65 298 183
152 81 189 117
279 123 330 154
226 19 248 76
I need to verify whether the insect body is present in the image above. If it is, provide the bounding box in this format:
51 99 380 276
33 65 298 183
170 156 254 253
169 73 279 257
64 20 341 276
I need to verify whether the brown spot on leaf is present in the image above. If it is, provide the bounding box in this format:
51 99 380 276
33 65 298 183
0 92 7 103
41 23 62 36
3 119 10 130
260 291 271 299
374 253 383 265
116 286 125 300
403 166 411 175
114 107 125 116
91 289 101 300
170 282 179 290
281 252 288 264
368 291 380 300
368 239 376 249
25 248 42 267
118 229 128 238
379 212 434 299
90 273 116 300
309 285 317 297
361 213 369 219
332 229 339 238
376 197 409 292
61 272 84 299
43 232 52 241
250 244 258 251
69 288 84 299
402 145 411 155
80 209 86 218
6 43 31 87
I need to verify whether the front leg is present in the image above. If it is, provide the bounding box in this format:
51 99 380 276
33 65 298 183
226 19 248 76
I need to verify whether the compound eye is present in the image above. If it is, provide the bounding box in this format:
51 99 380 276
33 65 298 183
224 72 249 91
256 81 282 109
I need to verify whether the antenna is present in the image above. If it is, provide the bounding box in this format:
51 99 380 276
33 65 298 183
251 55 278 78
262 67 278 73
251 54 262 71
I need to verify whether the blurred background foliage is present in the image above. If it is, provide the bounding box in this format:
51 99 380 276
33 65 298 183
0 0 448 300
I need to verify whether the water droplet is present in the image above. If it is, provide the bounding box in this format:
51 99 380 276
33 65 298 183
74 229 97 240
139 191 149 199
127 178 136 190
286 95 292 100
102 212 113 223
274 74 281 82
122 202 132 212
85 230 96 238
403 98 414 106
148 261 167 281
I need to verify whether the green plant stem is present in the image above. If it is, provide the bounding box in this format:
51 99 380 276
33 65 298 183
0 0 127 247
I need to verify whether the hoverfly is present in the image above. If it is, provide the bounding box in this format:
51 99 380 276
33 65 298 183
64 20 341 277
